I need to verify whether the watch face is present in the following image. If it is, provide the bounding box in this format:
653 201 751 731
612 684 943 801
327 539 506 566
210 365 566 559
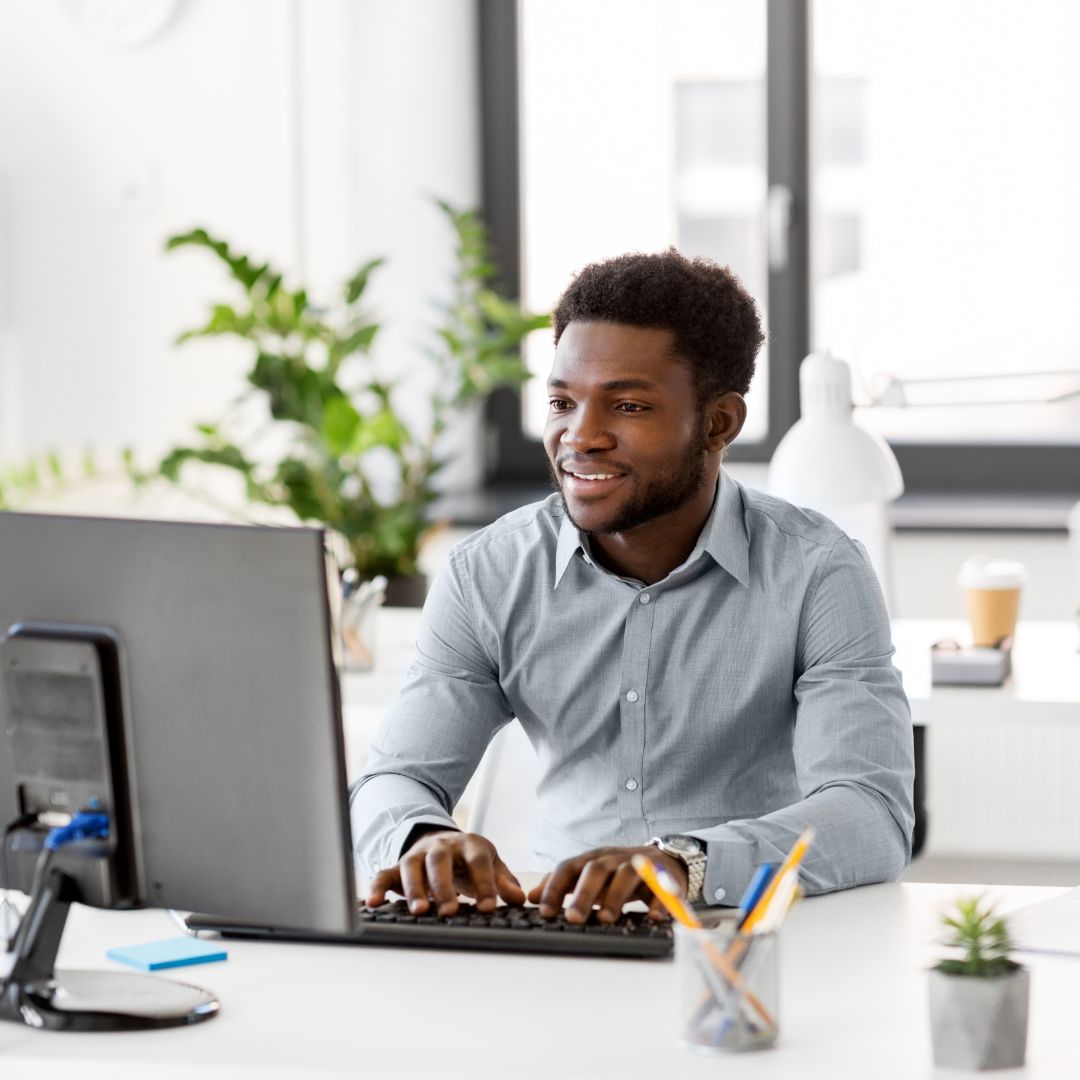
661 835 701 856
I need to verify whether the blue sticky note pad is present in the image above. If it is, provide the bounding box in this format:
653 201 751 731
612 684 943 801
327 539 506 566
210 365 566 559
106 936 227 972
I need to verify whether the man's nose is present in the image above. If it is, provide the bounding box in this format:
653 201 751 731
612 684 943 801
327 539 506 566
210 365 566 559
560 406 615 452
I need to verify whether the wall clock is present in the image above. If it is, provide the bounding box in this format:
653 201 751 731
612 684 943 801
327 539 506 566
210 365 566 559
61 0 183 48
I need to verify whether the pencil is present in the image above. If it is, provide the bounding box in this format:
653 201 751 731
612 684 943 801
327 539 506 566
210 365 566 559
739 826 815 935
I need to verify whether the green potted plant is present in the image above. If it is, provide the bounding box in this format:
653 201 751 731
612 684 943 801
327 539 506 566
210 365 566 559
147 200 549 605
929 894 1029 1070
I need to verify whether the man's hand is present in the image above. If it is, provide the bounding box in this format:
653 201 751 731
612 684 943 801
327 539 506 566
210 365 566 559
366 830 526 917
526 846 689 924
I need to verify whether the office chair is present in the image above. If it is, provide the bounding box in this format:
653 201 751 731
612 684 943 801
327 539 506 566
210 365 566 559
465 721 543 872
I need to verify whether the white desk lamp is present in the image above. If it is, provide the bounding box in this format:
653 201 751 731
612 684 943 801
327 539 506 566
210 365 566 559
767 351 904 607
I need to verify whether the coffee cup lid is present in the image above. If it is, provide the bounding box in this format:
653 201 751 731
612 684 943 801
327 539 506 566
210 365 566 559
958 555 1028 590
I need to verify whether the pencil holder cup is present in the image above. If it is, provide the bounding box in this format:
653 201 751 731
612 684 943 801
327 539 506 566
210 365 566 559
674 918 779 1054
339 574 386 672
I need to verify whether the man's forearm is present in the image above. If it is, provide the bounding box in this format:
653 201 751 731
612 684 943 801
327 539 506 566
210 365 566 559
691 779 912 905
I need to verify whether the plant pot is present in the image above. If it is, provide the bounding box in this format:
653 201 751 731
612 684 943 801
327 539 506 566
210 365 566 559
928 966 1029 1070
383 575 428 608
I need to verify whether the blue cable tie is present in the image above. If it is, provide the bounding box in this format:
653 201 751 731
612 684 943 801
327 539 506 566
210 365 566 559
44 811 110 852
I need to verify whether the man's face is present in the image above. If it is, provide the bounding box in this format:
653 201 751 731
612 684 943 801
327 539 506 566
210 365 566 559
543 321 711 536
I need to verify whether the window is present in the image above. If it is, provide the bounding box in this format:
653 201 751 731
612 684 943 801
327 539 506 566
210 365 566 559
480 0 1080 499
813 0 1080 450
517 0 770 445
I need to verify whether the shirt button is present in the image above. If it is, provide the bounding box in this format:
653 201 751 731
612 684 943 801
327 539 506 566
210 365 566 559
625 690 639 703
624 777 639 791
713 887 727 902
639 593 651 605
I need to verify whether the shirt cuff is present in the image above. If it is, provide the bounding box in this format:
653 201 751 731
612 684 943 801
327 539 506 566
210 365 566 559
388 812 460 864
686 829 760 907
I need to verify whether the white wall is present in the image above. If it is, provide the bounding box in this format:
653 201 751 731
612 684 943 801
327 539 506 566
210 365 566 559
0 0 479 490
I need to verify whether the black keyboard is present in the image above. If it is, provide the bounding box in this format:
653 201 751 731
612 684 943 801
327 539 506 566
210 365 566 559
187 900 674 959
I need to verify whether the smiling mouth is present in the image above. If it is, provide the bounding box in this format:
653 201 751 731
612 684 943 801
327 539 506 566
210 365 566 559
559 467 627 496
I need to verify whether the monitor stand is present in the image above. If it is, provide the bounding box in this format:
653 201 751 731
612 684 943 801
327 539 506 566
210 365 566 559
0 863 218 1031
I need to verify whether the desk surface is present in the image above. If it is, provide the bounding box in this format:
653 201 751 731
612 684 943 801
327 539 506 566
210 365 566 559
894 619 1080 725
0 883 1074 1079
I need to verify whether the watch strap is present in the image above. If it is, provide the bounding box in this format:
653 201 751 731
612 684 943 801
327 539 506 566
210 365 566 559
649 835 707 903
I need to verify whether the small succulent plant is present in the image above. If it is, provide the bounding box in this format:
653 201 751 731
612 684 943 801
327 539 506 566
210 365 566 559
935 895 1019 978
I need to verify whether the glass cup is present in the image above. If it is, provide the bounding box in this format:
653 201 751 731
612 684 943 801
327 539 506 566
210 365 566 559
674 918 779 1054
957 556 1027 647
339 573 386 672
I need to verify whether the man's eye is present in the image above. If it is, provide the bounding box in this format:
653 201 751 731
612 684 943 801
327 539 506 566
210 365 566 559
549 399 571 411
617 403 647 413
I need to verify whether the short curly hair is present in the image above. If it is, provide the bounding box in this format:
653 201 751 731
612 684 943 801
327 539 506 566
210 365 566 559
552 249 764 401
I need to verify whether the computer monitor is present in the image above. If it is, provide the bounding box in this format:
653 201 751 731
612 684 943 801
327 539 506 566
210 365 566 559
0 511 356 1028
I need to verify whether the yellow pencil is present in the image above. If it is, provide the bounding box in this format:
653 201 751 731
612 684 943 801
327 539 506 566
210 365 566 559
631 854 700 928
739 826 815 935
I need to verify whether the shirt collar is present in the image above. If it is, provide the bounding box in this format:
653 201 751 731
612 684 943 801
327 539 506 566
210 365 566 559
554 509 583 588
552 469 750 590
697 469 750 588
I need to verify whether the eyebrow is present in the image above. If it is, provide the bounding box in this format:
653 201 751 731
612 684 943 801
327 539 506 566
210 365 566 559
546 377 660 392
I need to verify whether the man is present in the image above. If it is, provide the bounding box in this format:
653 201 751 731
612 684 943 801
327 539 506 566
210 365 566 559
352 249 914 924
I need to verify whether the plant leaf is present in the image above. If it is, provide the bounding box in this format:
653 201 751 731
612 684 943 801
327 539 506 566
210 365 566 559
177 304 257 344
275 457 331 522
329 324 379 365
320 395 362 457
166 228 276 294
344 257 386 305
249 352 327 426
351 408 405 455
158 443 257 485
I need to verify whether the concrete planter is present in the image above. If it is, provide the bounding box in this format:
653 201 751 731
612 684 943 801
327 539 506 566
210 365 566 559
928 966 1029 1070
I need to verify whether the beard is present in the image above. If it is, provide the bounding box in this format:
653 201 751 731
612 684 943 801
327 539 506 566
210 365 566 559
548 424 711 536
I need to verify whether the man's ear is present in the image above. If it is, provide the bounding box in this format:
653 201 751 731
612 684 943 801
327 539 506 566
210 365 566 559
704 392 747 452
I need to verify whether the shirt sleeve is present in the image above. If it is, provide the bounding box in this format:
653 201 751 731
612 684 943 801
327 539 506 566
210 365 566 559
688 534 915 905
349 547 514 884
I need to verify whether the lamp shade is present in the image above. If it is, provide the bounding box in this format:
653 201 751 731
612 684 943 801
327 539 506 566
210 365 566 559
767 352 904 507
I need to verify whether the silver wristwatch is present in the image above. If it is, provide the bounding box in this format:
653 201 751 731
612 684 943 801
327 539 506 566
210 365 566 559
649 834 707 902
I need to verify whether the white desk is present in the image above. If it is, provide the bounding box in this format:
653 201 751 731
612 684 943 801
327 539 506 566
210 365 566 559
0 883 1074 1078
893 619 1080 727
895 620 1080 859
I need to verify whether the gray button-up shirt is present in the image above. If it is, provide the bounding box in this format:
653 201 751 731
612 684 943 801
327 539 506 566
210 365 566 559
351 472 914 904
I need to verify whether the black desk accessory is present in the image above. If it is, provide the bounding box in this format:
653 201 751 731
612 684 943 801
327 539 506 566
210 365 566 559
0 625 218 1031
930 636 1013 687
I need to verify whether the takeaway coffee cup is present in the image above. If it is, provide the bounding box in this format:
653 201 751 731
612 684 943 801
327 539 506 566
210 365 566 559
958 556 1028 647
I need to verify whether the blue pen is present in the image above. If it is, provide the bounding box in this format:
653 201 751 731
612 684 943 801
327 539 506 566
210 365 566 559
736 863 776 929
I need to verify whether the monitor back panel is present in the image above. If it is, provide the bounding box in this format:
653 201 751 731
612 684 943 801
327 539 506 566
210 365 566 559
0 512 354 934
